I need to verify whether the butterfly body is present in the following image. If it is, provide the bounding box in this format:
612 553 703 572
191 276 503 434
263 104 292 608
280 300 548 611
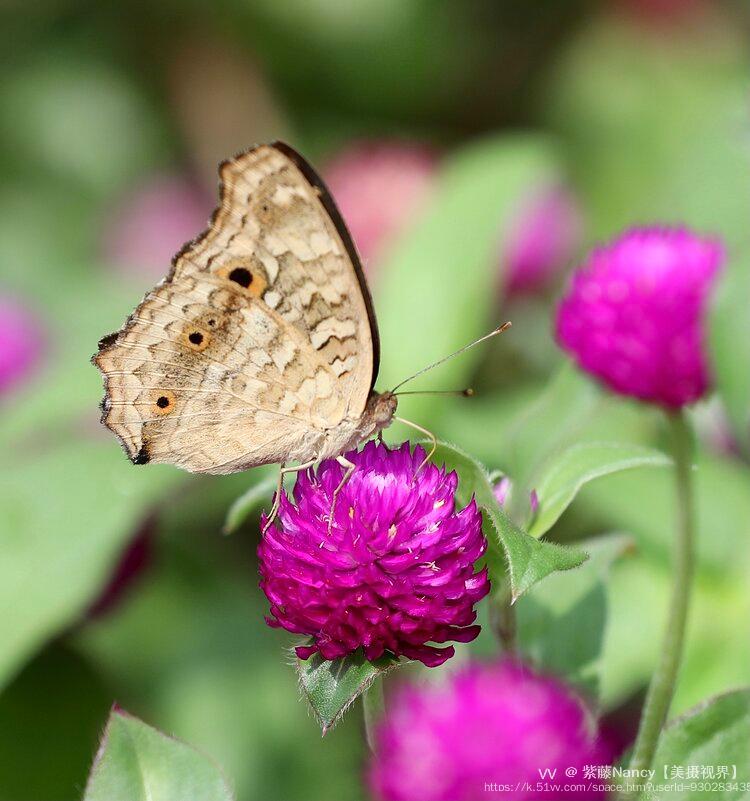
94 142 393 476
325 389 398 458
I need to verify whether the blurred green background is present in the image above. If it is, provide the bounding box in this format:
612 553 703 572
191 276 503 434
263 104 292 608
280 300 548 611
0 1 749 799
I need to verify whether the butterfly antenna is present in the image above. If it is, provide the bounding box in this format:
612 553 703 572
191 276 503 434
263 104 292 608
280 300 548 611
390 322 511 394
394 388 474 398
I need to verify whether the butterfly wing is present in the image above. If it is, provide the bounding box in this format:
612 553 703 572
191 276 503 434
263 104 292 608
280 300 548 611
94 142 379 473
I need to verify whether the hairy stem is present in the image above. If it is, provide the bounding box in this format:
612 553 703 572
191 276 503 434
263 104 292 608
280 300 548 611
490 588 518 654
622 411 695 796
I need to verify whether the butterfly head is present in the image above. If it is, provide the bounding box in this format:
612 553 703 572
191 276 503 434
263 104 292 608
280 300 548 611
364 390 398 430
337 391 397 457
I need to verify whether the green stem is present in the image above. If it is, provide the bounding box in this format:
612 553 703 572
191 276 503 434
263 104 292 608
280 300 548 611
489 588 518 654
622 411 695 797
362 677 385 753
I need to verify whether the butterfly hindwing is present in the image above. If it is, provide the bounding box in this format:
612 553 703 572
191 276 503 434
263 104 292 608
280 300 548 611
94 143 378 473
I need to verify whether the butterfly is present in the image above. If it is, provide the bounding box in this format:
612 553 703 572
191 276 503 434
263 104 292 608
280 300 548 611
94 141 508 525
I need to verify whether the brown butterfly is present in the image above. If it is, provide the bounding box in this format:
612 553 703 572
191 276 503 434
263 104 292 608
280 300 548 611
94 142 508 524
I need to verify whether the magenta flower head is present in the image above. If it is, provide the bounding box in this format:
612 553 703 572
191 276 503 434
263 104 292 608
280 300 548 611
258 441 489 667
324 141 437 270
503 185 582 296
87 523 153 620
102 174 211 280
369 660 607 801
556 226 723 408
619 0 708 24
492 476 511 507
0 295 44 396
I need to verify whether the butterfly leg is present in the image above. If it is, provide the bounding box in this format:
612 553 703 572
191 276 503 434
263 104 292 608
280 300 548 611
395 416 437 472
262 459 318 534
327 454 356 534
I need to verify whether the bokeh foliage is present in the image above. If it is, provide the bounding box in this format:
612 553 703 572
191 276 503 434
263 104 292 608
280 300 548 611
0 1 748 799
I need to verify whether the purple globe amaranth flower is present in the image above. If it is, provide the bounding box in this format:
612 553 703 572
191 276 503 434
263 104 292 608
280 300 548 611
87 522 153 620
492 478 540 518
324 141 438 271
258 441 489 668
0 295 44 396
369 660 607 801
556 226 723 408
102 174 211 280
492 476 511 507
617 0 709 24
503 185 582 296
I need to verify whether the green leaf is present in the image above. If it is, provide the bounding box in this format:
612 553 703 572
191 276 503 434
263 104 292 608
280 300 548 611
296 648 402 735
709 250 750 458
83 708 234 801
0 276 158 448
528 442 671 538
441 365 662 509
579 450 750 577
432 442 588 601
0 272 187 688
503 365 601 493
222 471 277 534
375 134 562 430
0 442 178 689
641 689 750 800
517 534 633 699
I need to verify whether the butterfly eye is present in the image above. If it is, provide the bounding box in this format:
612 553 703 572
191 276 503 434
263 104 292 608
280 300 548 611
152 390 176 415
228 267 252 288
183 327 210 351
216 260 267 298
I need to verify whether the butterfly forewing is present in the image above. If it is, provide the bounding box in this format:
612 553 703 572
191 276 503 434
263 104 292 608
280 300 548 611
94 143 378 473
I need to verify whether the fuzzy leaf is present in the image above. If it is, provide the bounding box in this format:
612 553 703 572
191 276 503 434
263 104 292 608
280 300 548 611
0 442 178 691
642 688 750 800
504 365 601 504
0 280 183 689
83 708 233 801
296 648 402 735
432 442 588 601
527 442 671 537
